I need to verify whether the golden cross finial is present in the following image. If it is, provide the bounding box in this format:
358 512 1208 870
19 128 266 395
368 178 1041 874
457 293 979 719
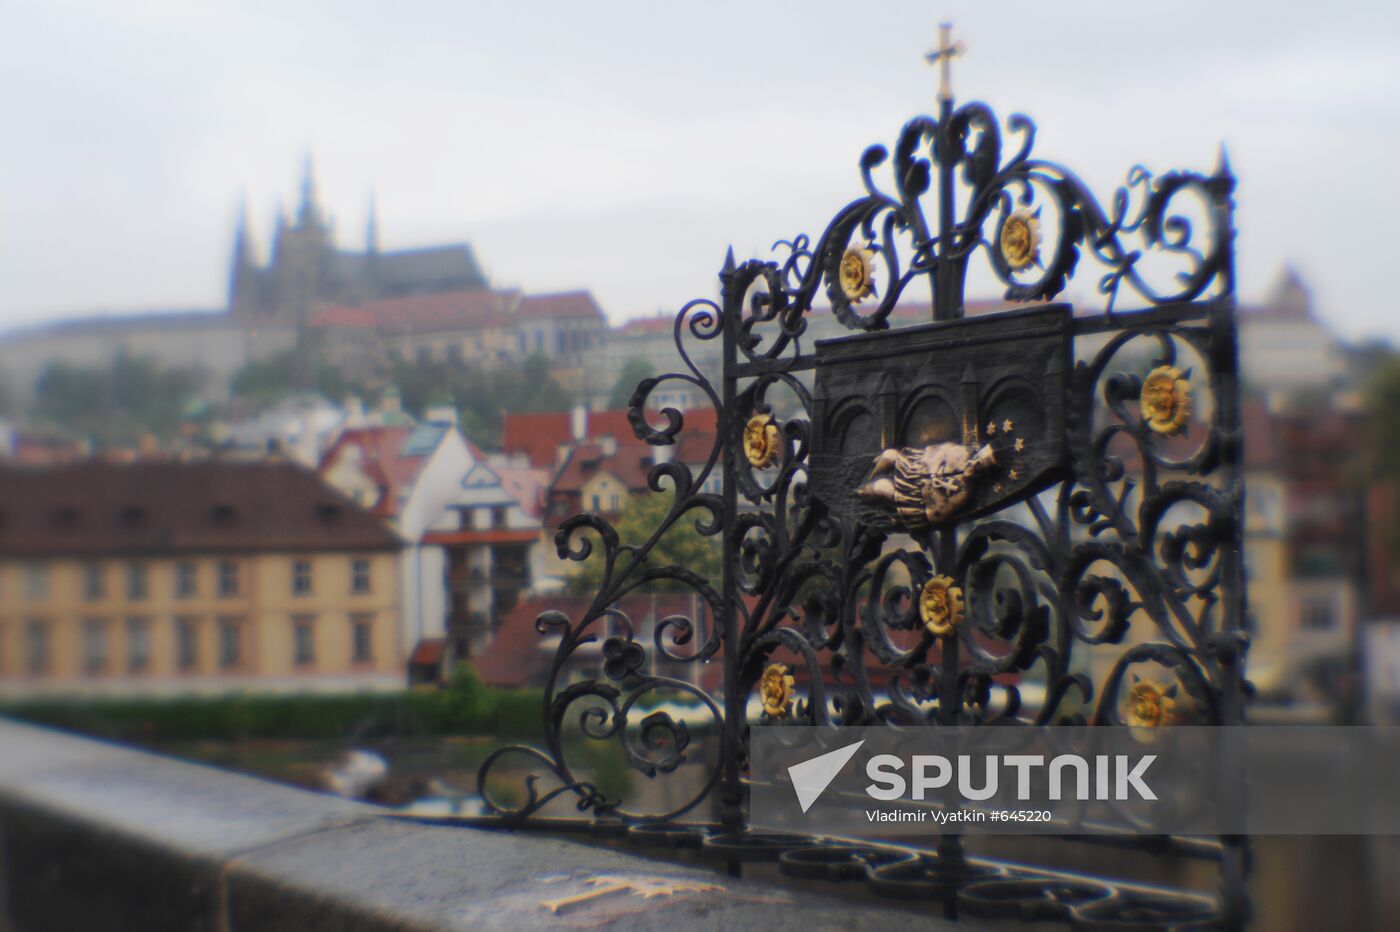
925 22 966 103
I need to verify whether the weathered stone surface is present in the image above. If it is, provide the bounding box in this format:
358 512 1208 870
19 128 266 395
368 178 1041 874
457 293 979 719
0 720 951 930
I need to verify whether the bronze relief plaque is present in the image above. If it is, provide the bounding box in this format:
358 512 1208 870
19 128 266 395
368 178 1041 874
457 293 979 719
810 304 1071 531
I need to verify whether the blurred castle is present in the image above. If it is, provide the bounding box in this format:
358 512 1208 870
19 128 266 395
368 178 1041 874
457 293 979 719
0 159 606 405
227 161 487 330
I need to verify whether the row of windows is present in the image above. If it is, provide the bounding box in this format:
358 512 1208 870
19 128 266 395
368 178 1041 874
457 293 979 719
516 328 601 357
3 614 376 676
590 494 622 512
293 559 373 597
13 558 373 603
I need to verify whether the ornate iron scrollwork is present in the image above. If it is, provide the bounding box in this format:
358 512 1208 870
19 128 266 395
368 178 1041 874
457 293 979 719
478 86 1244 927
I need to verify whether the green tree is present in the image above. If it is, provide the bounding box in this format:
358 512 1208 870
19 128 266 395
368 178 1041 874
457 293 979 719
231 349 354 405
607 357 655 410
230 350 301 405
388 354 570 449
566 490 722 595
1364 348 1400 486
32 353 203 448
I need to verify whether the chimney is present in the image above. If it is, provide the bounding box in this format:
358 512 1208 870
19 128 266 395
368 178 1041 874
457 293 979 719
570 402 589 442
425 403 457 426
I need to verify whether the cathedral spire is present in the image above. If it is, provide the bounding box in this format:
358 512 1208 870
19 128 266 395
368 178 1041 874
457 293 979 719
228 194 258 309
272 200 288 259
231 194 253 267
296 153 324 229
366 188 380 254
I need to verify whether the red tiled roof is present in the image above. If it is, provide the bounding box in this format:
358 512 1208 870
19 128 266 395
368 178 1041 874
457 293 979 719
409 637 448 667
472 594 714 688
500 412 571 468
0 459 401 558
615 314 676 336
310 305 377 328
1101 398 1278 473
1240 400 1276 468
319 425 421 518
421 528 538 546
1237 302 1313 324
549 441 657 497
501 405 722 467
500 407 719 469
516 291 606 322
310 289 520 337
674 430 718 466
496 465 551 519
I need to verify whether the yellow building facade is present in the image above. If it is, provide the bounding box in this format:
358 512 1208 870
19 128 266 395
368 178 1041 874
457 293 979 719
0 460 404 695
0 552 399 693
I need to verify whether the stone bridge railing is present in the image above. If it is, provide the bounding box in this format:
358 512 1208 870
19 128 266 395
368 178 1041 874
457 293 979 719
0 719 930 931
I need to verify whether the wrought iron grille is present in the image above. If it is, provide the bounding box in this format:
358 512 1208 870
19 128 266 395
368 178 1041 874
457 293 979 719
477 51 1245 928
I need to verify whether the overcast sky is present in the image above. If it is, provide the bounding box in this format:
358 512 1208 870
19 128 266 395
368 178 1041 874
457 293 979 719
1 1 1396 340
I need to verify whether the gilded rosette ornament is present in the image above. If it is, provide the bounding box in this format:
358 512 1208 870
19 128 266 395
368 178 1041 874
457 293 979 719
1140 365 1191 436
1123 677 1178 738
919 575 965 638
760 663 796 718
838 246 877 303
999 208 1041 271
743 413 781 468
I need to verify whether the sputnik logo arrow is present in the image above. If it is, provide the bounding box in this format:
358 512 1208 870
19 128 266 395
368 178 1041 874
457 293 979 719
787 739 865 813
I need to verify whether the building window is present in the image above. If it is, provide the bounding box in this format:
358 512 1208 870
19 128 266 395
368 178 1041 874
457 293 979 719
82 619 108 675
351 559 371 594
24 620 49 675
534 331 543 353
1302 597 1335 630
352 615 373 663
609 494 620 510
218 618 242 669
492 507 508 529
416 346 432 365
176 562 197 598
293 615 315 666
293 560 313 596
126 617 151 673
25 564 47 602
84 563 104 601
176 617 199 671
590 494 601 511
126 563 148 600
218 561 239 597
447 342 463 364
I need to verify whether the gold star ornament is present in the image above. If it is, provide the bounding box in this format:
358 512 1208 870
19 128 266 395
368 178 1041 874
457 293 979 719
838 246 877 303
1140 366 1191 436
999 208 1041 271
919 575 965 639
1120 674 1176 727
760 663 797 718
743 413 781 468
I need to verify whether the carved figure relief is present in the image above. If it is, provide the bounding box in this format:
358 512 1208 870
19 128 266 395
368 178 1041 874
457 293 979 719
857 441 997 528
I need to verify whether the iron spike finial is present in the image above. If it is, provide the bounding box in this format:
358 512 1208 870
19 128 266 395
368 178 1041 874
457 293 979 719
925 22 966 104
1213 142 1234 179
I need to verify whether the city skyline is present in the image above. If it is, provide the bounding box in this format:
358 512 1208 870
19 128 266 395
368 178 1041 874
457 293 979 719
2 1 1396 339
